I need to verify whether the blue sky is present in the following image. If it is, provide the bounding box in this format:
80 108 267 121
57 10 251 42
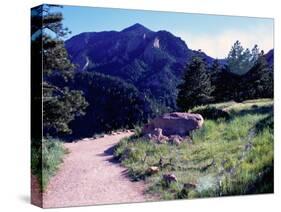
59 5 273 58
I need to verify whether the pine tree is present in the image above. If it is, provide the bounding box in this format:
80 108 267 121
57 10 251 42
227 41 260 75
177 57 214 111
210 59 221 99
251 44 260 64
244 54 273 99
32 5 88 135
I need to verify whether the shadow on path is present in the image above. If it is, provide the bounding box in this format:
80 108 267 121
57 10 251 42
96 144 120 164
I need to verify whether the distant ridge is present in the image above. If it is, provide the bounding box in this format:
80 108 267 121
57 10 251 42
65 23 273 109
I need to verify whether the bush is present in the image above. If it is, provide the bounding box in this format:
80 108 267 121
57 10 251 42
131 125 143 138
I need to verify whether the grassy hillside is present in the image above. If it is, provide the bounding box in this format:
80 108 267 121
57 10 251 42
114 99 273 199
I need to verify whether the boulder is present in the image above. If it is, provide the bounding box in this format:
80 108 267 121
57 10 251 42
168 135 184 145
144 128 169 143
183 183 196 190
179 183 197 198
146 166 160 175
82 138 90 142
142 112 204 137
163 173 177 184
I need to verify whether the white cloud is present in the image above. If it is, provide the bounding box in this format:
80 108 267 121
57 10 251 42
176 25 273 59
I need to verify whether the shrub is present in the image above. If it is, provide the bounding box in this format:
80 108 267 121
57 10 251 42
131 125 143 138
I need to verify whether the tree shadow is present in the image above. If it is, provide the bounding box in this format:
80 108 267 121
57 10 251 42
104 145 116 155
230 105 273 118
97 145 136 181
192 106 231 121
254 113 273 133
201 104 274 132
98 144 120 164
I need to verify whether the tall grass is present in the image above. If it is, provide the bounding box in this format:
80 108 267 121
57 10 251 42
114 99 273 199
31 138 67 191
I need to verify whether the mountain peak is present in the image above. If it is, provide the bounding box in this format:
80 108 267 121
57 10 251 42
121 23 151 33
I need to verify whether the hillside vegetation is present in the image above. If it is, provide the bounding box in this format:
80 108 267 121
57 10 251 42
31 138 68 190
114 99 273 199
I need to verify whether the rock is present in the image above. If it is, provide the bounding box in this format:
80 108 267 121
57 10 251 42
168 135 184 145
142 112 204 137
179 183 197 198
163 173 177 184
144 133 152 140
146 166 160 175
183 183 196 190
185 136 193 144
82 138 90 141
170 137 181 145
173 139 181 145
144 128 169 143
158 138 168 144
153 128 163 137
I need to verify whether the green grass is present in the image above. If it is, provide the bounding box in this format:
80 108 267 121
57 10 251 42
31 138 68 191
114 98 273 199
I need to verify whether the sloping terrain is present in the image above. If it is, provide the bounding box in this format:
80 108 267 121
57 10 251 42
65 23 215 109
115 99 273 199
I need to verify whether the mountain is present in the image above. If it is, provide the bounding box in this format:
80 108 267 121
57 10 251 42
65 24 274 110
265 49 274 68
65 23 215 109
56 24 274 138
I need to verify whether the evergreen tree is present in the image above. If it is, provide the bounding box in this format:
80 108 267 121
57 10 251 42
243 54 273 99
32 5 88 135
227 41 259 75
251 44 260 63
210 64 241 102
227 40 244 75
210 59 222 101
177 57 214 111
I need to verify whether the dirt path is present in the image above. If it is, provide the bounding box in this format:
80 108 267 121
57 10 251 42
43 132 153 208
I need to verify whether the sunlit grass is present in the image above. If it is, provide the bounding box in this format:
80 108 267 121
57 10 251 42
114 98 273 199
31 138 67 191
